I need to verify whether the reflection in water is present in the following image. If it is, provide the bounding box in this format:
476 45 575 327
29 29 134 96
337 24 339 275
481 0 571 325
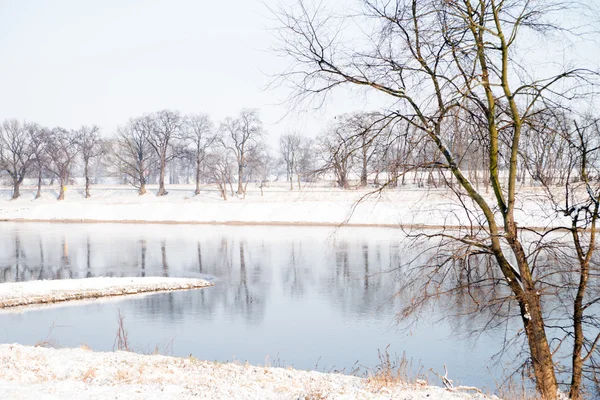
0 223 514 391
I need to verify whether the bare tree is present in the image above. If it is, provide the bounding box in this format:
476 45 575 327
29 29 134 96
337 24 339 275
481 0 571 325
273 1 598 397
29 125 48 199
205 149 234 200
113 117 155 195
183 113 215 195
318 121 354 189
75 125 104 198
146 110 183 196
279 132 302 189
0 119 36 199
45 127 78 200
220 109 265 196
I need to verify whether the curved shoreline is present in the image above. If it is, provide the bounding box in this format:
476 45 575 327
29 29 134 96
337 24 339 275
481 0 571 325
0 277 213 309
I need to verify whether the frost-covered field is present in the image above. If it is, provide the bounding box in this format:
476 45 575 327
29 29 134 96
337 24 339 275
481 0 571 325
0 277 212 308
0 344 493 400
0 183 565 229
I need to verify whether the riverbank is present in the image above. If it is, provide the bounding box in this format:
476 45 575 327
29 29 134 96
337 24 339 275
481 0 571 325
0 277 212 308
0 183 565 229
0 344 493 399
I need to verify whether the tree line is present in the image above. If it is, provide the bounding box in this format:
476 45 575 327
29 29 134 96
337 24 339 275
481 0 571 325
4 106 577 201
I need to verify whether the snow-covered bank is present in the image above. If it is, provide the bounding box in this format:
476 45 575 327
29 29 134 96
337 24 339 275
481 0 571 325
0 277 212 308
0 184 565 229
0 344 493 399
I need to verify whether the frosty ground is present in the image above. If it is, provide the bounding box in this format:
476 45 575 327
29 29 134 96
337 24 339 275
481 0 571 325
0 343 493 400
0 182 566 229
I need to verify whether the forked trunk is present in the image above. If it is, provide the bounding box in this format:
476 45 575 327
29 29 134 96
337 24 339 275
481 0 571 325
11 176 21 200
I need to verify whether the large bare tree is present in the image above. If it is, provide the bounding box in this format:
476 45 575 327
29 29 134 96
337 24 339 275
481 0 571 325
29 125 49 199
279 132 302 190
45 127 79 200
146 110 183 196
75 125 104 198
220 109 265 196
273 1 598 398
113 117 155 195
0 119 36 199
183 113 215 195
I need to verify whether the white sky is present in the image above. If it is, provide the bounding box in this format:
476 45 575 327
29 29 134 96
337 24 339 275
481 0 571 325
0 0 374 147
0 1 598 148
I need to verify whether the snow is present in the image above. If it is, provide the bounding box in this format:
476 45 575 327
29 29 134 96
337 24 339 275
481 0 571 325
0 344 495 399
0 183 570 229
0 277 212 308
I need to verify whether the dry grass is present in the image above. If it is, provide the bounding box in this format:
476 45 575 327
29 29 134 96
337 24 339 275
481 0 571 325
299 391 328 400
80 367 97 383
365 345 425 391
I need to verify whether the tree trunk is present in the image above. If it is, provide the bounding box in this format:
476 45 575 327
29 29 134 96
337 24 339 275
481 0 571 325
522 292 558 399
35 169 42 199
84 159 91 198
508 234 558 399
139 183 147 195
195 155 201 195
57 175 65 200
237 163 244 196
569 229 590 400
158 158 167 196
11 176 21 200
361 158 368 187
297 174 301 190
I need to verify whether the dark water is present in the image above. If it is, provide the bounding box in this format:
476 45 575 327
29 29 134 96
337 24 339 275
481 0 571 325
0 222 513 391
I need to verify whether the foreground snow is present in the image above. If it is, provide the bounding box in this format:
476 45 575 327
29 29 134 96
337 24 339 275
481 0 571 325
0 344 494 399
0 277 212 308
0 183 567 229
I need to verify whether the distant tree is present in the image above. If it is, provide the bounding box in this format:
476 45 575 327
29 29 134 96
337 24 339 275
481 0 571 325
183 113 215 195
220 109 265 196
244 142 274 196
45 127 79 200
0 119 36 199
205 149 234 200
318 121 354 189
296 138 316 188
279 132 302 190
29 125 49 199
146 110 183 196
113 117 155 195
75 125 104 198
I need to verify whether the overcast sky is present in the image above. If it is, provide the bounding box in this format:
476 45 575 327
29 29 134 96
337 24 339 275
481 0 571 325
0 0 374 146
1 1 598 147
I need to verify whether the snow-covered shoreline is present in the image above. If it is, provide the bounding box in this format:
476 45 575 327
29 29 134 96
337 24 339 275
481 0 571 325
0 184 566 229
0 277 213 308
0 344 493 399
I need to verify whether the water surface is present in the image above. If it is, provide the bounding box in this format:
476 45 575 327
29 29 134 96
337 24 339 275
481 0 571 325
0 222 513 391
